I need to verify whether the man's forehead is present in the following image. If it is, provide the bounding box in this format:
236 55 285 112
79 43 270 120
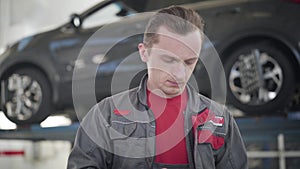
152 26 202 57
156 26 202 50
150 48 198 60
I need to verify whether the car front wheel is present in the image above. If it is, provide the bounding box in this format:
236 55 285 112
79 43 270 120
224 41 295 115
1 68 52 125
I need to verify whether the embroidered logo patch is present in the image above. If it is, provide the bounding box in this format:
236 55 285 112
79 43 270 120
113 109 130 115
191 108 224 132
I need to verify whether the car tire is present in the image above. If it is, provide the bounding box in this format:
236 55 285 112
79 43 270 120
224 41 295 115
1 68 52 125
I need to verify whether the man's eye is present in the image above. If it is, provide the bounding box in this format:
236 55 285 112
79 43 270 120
162 57 175 63
185 59 198 65
185 60 196 65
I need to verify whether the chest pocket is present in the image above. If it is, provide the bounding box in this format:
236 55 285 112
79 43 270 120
192 108 226 150
109 121 137 140
195 124 226 150
109 118 151 159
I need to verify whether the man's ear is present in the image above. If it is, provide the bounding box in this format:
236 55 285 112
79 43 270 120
138 43 148 62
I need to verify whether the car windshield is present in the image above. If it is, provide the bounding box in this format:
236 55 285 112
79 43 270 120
81 1 137 29
122 0 214 12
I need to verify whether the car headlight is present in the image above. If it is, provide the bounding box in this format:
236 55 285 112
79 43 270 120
0 45 10 64
0 46 7 56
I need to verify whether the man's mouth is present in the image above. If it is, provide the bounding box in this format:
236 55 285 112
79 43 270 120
167 80 183 87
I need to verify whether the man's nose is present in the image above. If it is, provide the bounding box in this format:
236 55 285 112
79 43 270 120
171 63 186 81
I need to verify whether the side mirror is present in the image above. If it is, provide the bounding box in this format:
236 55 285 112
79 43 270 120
70 14 82 28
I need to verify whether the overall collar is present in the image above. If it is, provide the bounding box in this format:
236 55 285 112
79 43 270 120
137 74 208 115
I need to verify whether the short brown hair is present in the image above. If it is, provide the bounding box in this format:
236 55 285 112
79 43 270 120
143 6 205 48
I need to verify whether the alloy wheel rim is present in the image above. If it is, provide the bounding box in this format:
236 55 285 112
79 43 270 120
5 74 42 121
229 49 283 106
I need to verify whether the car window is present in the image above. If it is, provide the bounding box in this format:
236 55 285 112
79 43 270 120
82 2 134 29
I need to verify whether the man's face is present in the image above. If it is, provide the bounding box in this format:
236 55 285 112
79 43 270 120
139 26 202 98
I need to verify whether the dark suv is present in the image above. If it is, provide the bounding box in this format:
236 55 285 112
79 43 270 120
0 0 299 124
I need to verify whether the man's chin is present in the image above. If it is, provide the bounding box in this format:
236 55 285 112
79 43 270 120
164 88 184 97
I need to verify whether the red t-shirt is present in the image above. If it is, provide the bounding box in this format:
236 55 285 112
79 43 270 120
147 89 188 164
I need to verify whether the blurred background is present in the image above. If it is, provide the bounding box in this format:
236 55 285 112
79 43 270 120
0 0 300 169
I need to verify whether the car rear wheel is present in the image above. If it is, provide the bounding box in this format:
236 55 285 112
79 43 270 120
1 68 52 125
224 41 295 115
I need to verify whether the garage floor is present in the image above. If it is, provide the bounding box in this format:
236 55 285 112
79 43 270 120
0 139 71 169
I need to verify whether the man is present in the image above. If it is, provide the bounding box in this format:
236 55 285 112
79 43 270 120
68 6 248 169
